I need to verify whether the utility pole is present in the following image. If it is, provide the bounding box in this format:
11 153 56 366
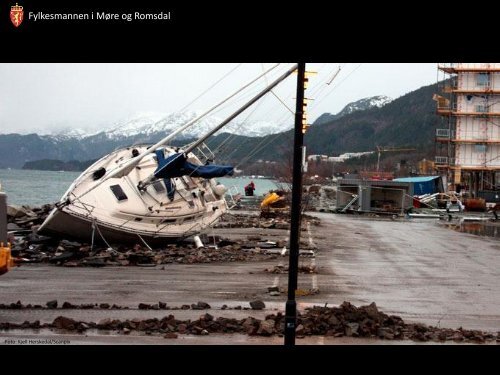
284 62 306 346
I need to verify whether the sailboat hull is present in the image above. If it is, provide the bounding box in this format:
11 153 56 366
39 209 193 245
38 145 229 246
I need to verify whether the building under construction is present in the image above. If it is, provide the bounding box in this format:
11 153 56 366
435 63 500 198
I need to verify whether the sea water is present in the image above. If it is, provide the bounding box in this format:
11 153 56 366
0 169 279 206
0 169 80 206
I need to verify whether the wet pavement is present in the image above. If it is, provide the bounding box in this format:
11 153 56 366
311 214 500 332
443 220 500 239
1 213 499 344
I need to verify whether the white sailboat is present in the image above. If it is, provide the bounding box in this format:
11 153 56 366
38 64 299 245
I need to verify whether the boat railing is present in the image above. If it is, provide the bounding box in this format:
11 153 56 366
226 185 242 209
181 140 215 165
193 142 216 164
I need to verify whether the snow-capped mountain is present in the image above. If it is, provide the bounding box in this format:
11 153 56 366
240 120 289 137
103 115 166 140
338 95 392 116
52 111 290 141
9 95 390 146
314 95 392 125
49 127 96 140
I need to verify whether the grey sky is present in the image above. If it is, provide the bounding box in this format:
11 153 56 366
0 63 437 134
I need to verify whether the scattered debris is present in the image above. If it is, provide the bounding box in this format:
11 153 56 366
264 264 317 274
0 301 496 343
192 301 211 310
6 203 321 268
53 316 77 330
249 300 266 310
295 288 320 296
267 286 280 293
305 185 337 213
214 212 320 230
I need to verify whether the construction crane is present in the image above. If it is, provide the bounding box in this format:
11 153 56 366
376 146 417 172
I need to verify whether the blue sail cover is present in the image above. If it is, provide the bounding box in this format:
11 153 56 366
164 178 176 201
154 152 234 179
153 150 179 201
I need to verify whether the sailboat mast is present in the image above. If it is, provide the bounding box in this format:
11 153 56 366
106 63 281 180
137 64 300 188
65 64 281 204
285 62 306 347
183 64 299 155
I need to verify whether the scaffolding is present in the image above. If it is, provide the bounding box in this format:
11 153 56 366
435 63 500 196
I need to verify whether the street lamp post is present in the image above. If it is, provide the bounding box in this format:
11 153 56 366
284 62 306 346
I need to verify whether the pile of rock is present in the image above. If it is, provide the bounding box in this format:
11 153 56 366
7 204 318 267
0 300 263 312
10 238 281 267
0 300 132 310
304 185 336 212
6 204 53 231
215 212 320 230
1 301 497 343
214 213 290 230
264 264 317 274
295 302 498 343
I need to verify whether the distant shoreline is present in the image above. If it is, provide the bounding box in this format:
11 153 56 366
21 159 97 172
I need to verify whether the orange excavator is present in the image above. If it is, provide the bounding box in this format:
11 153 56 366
0 187 13 276
260 190 289 218
261 190 286 209
0 244 13 276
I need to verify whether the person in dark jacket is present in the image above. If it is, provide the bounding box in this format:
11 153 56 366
244 181 256 196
